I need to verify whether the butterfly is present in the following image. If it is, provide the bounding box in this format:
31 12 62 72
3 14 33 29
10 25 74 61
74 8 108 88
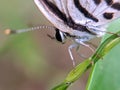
33 0 120 65
5 0 120 66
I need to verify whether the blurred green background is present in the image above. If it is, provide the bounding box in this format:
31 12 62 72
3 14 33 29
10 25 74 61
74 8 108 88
0 0 97 90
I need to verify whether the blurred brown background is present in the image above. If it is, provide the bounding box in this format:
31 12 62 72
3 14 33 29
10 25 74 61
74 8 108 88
0 0 100 90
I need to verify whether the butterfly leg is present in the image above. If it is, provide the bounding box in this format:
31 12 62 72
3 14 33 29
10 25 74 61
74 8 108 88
80 41 96 65
74 45 87 59
79 41 95 53
68 44 78 66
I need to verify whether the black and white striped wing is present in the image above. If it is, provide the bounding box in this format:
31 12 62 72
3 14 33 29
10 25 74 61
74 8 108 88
34 0 120 32
34 0 72 33
68 0 120 26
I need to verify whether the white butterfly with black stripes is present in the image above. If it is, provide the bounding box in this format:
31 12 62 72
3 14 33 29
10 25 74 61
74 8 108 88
33 0 120 66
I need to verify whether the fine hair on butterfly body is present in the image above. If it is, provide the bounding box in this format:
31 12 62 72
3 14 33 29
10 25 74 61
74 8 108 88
5 0 120 66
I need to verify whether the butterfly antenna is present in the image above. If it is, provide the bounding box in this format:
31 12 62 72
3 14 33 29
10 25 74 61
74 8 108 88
4 25 55 35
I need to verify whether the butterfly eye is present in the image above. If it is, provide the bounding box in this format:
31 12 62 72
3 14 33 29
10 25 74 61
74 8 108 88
55 29 66 43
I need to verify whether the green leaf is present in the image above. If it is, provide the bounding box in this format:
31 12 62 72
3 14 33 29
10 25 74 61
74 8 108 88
86 19 120 90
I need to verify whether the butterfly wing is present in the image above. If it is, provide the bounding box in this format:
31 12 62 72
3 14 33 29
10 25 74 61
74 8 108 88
34 0 120 36
67 0 120 26
34 0 72 33
92 0 120 26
